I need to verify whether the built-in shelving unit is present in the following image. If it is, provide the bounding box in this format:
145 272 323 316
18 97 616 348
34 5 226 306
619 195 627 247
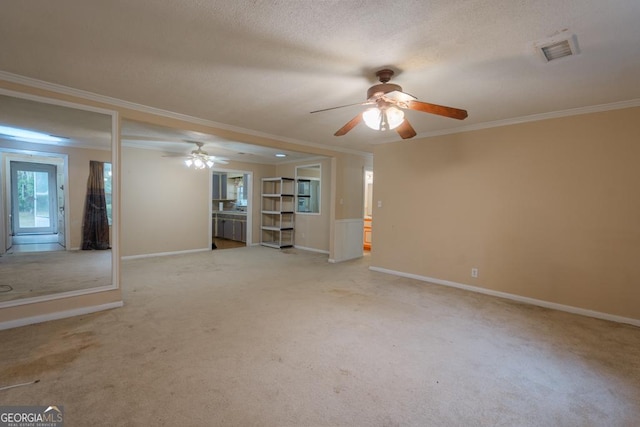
261 177 295 248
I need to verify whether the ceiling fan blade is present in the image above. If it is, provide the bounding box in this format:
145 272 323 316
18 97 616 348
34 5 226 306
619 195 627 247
209 157 229 164
161 153 189 158
310 101 372 114
334 114 363 136
396 119 417 139
383 90 417 103
407 100 468 120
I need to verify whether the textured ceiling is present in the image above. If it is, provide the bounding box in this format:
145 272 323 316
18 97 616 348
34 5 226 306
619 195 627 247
1 0 639 154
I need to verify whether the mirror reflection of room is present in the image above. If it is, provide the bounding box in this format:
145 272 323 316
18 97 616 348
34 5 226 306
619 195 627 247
0 93 114 303
295 164 320 214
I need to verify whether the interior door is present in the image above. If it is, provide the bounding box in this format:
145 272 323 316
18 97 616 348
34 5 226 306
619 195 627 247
10 161 58 235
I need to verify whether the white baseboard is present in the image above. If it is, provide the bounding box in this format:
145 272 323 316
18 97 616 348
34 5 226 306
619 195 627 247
121 247 210 260
0 301 123 331
369 266 640 327
294 245 330 255
328 254 362 263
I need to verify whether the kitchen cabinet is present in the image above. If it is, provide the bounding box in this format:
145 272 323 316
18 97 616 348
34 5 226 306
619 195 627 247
212 173 228 200
363 217 372 250
213 212 246 242
214 216 224 238
233 219 245 243
223 218 234 239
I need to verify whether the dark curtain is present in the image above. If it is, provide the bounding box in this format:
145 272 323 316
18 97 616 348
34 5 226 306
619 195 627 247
81 160 110 250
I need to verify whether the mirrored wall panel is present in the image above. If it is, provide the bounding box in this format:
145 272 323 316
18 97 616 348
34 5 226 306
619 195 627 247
296 164 321 214
0 92 116 305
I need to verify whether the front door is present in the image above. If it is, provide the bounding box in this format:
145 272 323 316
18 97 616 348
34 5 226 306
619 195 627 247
10 161 58 236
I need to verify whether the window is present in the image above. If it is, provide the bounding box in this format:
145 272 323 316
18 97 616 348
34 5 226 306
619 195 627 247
295 164 321 214
104 162 112 225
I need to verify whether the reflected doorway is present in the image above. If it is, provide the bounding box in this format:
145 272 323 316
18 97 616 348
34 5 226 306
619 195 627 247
8 159 65 252
364 170 373 251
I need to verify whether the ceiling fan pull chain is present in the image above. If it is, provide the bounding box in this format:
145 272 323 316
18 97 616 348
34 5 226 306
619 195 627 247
380 110 389 131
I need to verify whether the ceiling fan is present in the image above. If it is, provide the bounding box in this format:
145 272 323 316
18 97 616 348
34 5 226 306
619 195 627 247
163 141 229 169
311 69 468 139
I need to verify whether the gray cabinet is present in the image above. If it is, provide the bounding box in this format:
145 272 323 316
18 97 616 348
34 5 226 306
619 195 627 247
233 220 246 243
213 213 246 242
223 219 234 239
212 173 228 200
214 216 223 238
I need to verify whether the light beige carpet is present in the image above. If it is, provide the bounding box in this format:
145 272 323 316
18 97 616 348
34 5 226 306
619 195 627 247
0 250 112 302
0 247 638 426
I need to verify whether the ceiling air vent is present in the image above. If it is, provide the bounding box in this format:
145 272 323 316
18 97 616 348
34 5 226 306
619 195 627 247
535 33 579 62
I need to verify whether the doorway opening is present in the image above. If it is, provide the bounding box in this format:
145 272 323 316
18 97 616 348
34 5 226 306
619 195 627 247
4 156 66 254
211 169 252 250
363 170 373 251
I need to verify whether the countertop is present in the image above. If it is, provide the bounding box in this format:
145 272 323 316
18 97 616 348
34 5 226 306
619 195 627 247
213 211 247 217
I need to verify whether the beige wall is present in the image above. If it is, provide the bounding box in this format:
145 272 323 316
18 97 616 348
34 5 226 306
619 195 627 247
333 153 367 220
372 107 640 320
121 146 211 256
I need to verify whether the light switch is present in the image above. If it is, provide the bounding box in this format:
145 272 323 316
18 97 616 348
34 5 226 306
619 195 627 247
377 200 382 208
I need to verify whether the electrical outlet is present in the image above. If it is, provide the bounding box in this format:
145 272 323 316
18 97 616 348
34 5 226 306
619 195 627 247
471 268 479 278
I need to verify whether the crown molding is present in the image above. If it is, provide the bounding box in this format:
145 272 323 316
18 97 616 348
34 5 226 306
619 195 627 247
414 98 640 139
0 71 371 158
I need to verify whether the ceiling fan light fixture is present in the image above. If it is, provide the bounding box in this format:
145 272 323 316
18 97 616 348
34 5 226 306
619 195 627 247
362 106 405 131
184 154 214 169
171 141 227 169
385 106 405 130
312 67 467 139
